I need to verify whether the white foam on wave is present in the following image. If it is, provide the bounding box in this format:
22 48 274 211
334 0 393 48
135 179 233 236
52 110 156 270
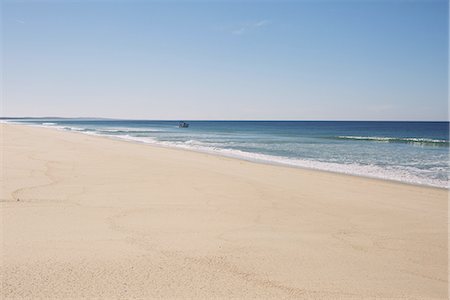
9 122 448 189
337 136 448 145
37 124 86 132
1 120 71 131
99 128 163 133
115 134 158 143
0 120 22 124
65 126 85 131
109 134 448 188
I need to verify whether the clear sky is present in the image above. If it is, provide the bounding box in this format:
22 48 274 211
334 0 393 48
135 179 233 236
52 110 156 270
2 0 448 120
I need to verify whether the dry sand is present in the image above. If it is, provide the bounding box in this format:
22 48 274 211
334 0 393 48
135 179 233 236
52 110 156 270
0 123 448 299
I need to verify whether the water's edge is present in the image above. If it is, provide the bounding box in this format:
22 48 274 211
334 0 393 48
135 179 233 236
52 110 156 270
4 121 447 190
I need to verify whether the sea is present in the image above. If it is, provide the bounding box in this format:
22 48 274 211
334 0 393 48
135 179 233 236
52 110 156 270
4 119 449 188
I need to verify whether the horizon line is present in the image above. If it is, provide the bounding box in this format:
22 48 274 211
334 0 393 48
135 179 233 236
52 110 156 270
1 117 449 122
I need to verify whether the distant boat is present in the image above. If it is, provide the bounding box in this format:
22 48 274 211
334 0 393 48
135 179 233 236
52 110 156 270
178 121 189 128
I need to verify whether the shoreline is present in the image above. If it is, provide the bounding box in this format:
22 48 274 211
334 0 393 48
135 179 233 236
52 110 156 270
9 121 448 190
1 123 448 298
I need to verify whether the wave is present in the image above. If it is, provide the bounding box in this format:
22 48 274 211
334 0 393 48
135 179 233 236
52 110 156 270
98 128 162 134
336 136 449 146
31 123 89 132
106 134 448 188
43 127 450 188
8 122 448 188
63 126 87 131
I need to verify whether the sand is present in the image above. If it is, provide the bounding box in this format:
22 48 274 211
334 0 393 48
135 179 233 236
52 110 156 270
0 123 448 299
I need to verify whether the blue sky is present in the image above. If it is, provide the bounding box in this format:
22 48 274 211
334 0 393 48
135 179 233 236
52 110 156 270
2 0 448 120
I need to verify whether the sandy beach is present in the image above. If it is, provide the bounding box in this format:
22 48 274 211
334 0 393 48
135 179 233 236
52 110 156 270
0 123 447 298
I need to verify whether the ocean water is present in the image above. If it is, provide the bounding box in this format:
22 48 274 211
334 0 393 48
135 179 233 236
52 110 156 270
5 119 449 188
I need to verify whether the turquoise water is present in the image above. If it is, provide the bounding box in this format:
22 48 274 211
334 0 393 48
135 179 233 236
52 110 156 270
6 119 449 188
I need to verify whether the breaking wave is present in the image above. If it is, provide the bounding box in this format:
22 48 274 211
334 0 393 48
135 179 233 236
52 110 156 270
335 136 448 146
